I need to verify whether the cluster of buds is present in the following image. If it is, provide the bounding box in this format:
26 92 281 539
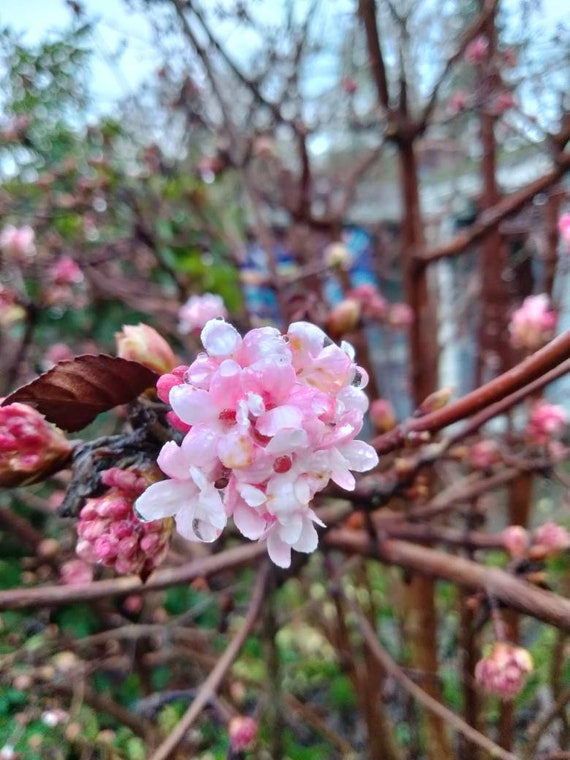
45 255 86 309
464 35 489 65
0 403 72 487
509 294 557 352
502 521 570 561
0 224 35 262
115 323 177 375
76 467 172 577
136 319 379 568
526 401 567 445
475 642 533 700
178 293 228 336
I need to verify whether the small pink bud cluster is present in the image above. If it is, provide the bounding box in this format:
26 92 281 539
475 642 533 700
157 365 190 432
346 284 413 328
49 256 83 286
0 224 35 261
464 35 488 65
526 401 567 445
559 213 570 250
531 521 570 558
502 525 530 559
509 294 557 352
370 398 396 432
470 439 500 470
0 403 72 487
136 319 379 568
45 256 86 309
115 323 177 375
178 293 227 335
228 715 258 751
76 467 172 576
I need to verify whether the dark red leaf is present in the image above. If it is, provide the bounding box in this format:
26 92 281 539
1 354 159 432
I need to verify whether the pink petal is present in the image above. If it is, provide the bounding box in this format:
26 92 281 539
170 387 216 425
256 405 303 436
266 531 292 568
201 320 241 356
293 518 319 553
157 441 191 479
233 502 267 539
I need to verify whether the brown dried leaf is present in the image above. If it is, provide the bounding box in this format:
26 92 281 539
2 354 159 432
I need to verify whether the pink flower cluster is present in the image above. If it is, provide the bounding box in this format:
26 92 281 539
77 467 172 576
178 293 227 335
136 319 378 567
527 401 567 445
475 642 533 700
0 224 35 261
509 294 557 352
0 402 71 486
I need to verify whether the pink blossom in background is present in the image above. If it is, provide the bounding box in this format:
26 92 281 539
76 467 172 576
60 559 94 586
501 525 529 559
491 90 516 115
475 642 533 700
470 439 500 470
531 521 570 558
527 401 567 445
558 213 570 249
43 343 74 368
178 293 228 335
387 302 414 329
49 256 83 285
0 224 35 261
464 35 489 65
229 716 258 751
509 294 557 352
136 319 378 568
501 47 517 67
347 284 388 320
448 90 469 114
370 398 396 431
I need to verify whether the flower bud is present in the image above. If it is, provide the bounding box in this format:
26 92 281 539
370 398 396 431
470 439 500 470
229 716 258 751
509 294 557 352
530 521 570 559
464 35 488 65
326 299 361 338
0 403 72 487
475 642 533 700
502 525 529 559
115 323 177 375
526 401 566 445
324 242 352 269
417 388 453 415
387 302 414 328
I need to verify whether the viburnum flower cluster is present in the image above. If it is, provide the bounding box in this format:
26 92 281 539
509 294 557 352
136 319 379 567
178 293 227 335
526 401 567 445
475 642 533 700
77 467 172 577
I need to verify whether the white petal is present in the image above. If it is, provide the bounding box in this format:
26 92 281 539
256 405 303 436
293 518 319 553
201 320 241 356
170 387 216 425
266 531 292 568
238 483 267 507
135 479 197 521
278 512 303 544
265 428 309 455
340 440 379 472
157 441 191 479
233 503 267 539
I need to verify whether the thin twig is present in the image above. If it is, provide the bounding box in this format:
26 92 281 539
147 560 270 760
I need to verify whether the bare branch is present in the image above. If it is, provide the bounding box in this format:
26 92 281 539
358 0 390 110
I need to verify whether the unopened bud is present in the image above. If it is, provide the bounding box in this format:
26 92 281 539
418 388 453 415
370 398 396 432
324 242 352 269
229 716 258 751
530 521 570 560
115 323 177 375
326 299 361 338
0 403 72 487
475 643 533 700
502 525 530 559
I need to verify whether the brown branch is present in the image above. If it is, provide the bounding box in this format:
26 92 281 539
147 560 269 760
324 531 570 631
419 0 499 129
371 329 570 453
358 0 390 110
418 152 570 264
0 542 266 611
350 601 518 760
522 686 570 760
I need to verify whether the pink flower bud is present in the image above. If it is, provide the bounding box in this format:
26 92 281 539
0 224 35 261
0 403 72 487
470 439 500 470
448 90 469 114
229 716 258 751
60 559 94 586
177 293 227 335
76 470 172 577
342 77 358 94
49 256 83 286
558 213 570 250
531 521 570 559
418 388 453 415
115 323 177 375
326 299 361 338
370 398 396 431
527 401 567 445
492 90 516 115
475 642 533 700
464 35 489 65
501 525 529 559
387 302 414 328
156 366 188 403
509 294 557 352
